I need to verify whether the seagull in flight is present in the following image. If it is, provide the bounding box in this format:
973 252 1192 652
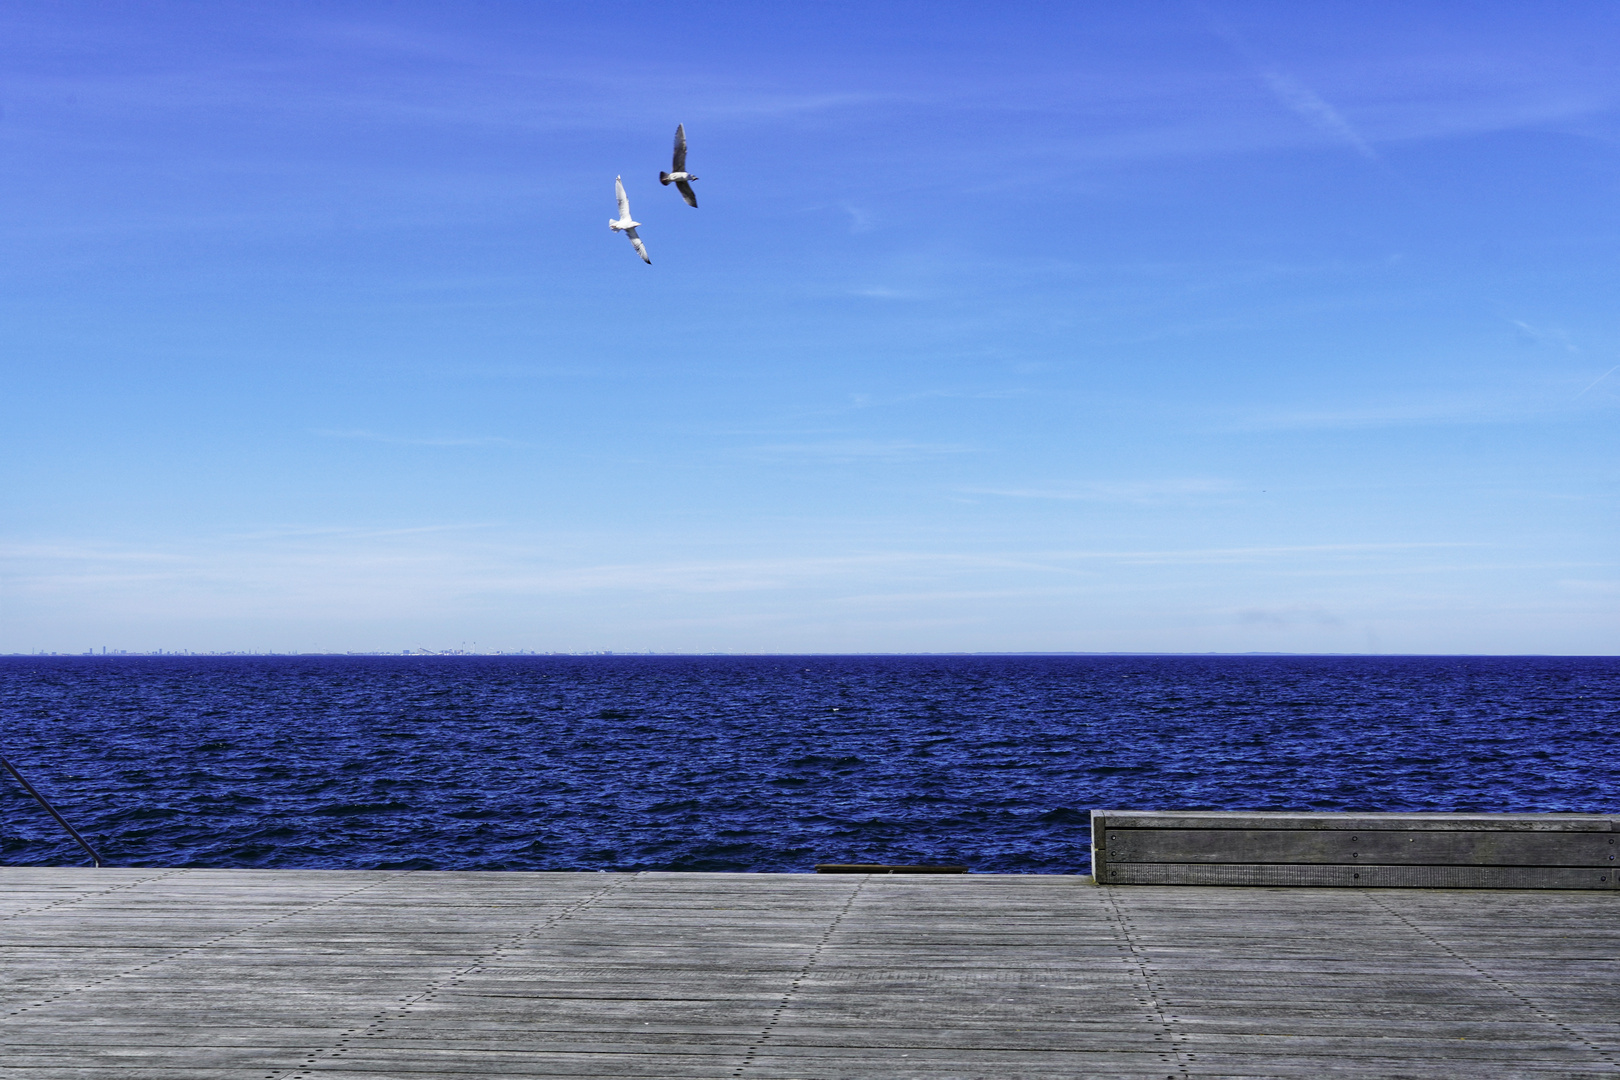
609 176 650 264
659 124 699 208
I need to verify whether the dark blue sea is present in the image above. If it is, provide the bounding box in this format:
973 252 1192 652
2 655 1615 874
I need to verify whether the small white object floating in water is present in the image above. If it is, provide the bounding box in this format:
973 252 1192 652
659 124 699 208
609 175 650 264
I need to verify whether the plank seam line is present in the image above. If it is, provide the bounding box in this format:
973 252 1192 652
0 868 413 1025
0 867 189 926
732 875 866 1077
1362 890 1620 1072
1099 887 1191 1080
275 873 639 1080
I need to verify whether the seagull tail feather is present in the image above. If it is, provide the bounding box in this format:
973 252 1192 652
659 172 671 185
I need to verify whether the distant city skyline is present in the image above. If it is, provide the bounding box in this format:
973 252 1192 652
3 1 1617 655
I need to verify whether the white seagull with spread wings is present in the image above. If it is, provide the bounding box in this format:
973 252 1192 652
609 176 650 264
659 124 699 208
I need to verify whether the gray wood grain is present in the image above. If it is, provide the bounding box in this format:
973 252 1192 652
1103 827 1620 867
3 867 1618 1078
1091 811 1620 890
1094 810 1619 831
1104 861 1616 887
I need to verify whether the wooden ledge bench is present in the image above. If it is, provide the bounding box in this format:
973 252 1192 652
1091 810 1619 889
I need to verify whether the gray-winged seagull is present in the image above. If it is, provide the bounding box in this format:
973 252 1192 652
659 124 699 208
609 176 650 264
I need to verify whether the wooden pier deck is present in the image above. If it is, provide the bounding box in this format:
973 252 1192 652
2 868 1617 1078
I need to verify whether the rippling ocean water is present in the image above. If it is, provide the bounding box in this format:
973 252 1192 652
2 655 1615 873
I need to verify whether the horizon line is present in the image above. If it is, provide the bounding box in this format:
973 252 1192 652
4 650 1613 659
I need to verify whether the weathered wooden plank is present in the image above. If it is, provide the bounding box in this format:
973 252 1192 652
1091 810 1620 891
3 867 1618 1079
1102 827 1620 867
1094 810 1619 832
1101 862 1618 888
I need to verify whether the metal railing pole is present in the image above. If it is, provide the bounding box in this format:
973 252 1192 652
0 753 104 867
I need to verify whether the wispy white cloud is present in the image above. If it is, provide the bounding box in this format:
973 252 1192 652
0 536 1481 611
1510 319 1582 354
819 586 1095 609
1256 69 1379 161
3 18 890 138
1185 5 1618 170
1236 603 1344 627
1556 578 1620 594
963 479 1237 504
223 523 499 542
1044 542 1476 567
746 439 977 463
0 541 1059 620
17 529 1592 653
1222 392 1580 432
850 388 1027 409
315 428 530 448
1575 364 1619 399
850 285 924 300
829 204 881 236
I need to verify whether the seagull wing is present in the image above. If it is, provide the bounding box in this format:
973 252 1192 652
672 124 687 172
625 226 651 264
675 180 698 208
614 176 631 221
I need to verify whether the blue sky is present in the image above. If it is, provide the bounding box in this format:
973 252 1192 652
3 1 1617 654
